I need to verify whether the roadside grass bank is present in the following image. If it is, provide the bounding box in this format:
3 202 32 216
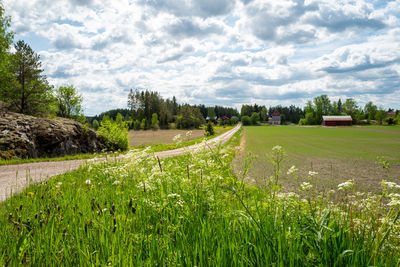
1 128 400 265
241 125 400 193
0 126 232 166
0 151 123 166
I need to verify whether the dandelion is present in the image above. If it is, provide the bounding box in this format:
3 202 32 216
308 171 318 176
85 179 91 185
338 179 354 191
287 165 298 175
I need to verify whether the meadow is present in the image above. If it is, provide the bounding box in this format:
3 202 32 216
239 125 400 192
1 128 400 265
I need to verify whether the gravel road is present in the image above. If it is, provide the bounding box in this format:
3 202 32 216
0 124 241 201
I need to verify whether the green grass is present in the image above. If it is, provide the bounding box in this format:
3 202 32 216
0 152 122 166
241 125 400 192
1 128 400 265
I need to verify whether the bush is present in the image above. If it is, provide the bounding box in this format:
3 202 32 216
250 112 260 125
230 116 239 125
98 117 129 151
205 121 215 136
92 119 99 130
241 115 251 125
151 113 159 130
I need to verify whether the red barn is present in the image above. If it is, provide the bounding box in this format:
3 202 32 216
322 116 352 126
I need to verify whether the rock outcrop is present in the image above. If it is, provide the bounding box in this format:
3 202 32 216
0 107 106 159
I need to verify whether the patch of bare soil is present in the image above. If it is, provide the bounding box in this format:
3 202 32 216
244 154 400 194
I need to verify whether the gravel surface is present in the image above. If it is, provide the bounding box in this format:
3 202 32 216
0 124 241 202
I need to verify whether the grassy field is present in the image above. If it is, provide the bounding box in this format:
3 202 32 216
1 128 400 265
238 125 400 192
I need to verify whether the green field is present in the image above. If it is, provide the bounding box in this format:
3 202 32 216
1 128 400 265
241 125 400 192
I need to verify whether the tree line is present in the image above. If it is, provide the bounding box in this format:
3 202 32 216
299 95 400 125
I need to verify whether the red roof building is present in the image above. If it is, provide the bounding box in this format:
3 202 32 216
322 116 352 126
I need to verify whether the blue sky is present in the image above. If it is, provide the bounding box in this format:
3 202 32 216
4 0 400 115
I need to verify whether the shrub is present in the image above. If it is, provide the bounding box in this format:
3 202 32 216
151 113 159 130
205 121 215 136
92 119 99 130
250 112 260 125
230 116 239 125
98 117 129 151
241 115 251 125
133 119 141 130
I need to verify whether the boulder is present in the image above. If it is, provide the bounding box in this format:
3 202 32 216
0 109 106 159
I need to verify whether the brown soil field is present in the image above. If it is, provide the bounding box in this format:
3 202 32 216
129 128 225 146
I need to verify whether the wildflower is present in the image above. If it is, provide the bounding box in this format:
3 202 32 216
85 179 91 185
186 131 192 138
272 145 282 152
308 171 318 176
112 180 120 185
287 165 298 175
381 180 399 190
337 179 354 191
173 134 182 143
167 193 181 198
300 182 313 191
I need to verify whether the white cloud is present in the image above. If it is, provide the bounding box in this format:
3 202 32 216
3 0 400 115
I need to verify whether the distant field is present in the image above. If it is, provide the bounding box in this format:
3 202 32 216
129 128 227 146
239 125 400 192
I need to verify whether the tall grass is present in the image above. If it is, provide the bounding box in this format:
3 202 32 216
0 130 399 266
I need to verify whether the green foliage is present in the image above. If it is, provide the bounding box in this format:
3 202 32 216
241 115 251 125
151 113 159 130
140 118 147 130
375 110 387 124
207 107 216 119
230 116 239 125
55 85 83 120
395 113 400 125
364 101 377 120
133 119 141 130
250 112 260 125
176 104 204 129
1 40 54 115
260 107 267 122
92 119 99 130
205 121 215 136
98 116 129 151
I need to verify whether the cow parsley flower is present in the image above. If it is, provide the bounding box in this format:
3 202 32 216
173 134 182 143
308 171 318 176
300 182 313 191
287 165 298 175
272 145 282 152
85 179 91 185
186 131 192 138
338 180 354 191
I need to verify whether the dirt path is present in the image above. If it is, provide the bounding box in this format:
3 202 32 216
0 124 241 202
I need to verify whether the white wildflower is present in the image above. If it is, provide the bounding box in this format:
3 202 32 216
272 145 282 152
173 134 182 143
300 182 313 191
338 180 354 191
308 171 318 176
167 193 181 198
58 182 62 185
287 165 298 175
381 180 398 189
112 180 120 185
186 131 192 138
85 179 91 185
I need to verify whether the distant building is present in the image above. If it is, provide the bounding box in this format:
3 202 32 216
206 116 217 123
268 110 281 125
322 116 352 126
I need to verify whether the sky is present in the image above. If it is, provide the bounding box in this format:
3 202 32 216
4 0 400 116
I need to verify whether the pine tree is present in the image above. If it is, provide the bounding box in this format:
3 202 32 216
2 40 53 115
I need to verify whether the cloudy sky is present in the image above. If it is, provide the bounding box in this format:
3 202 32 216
4 0 400 115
